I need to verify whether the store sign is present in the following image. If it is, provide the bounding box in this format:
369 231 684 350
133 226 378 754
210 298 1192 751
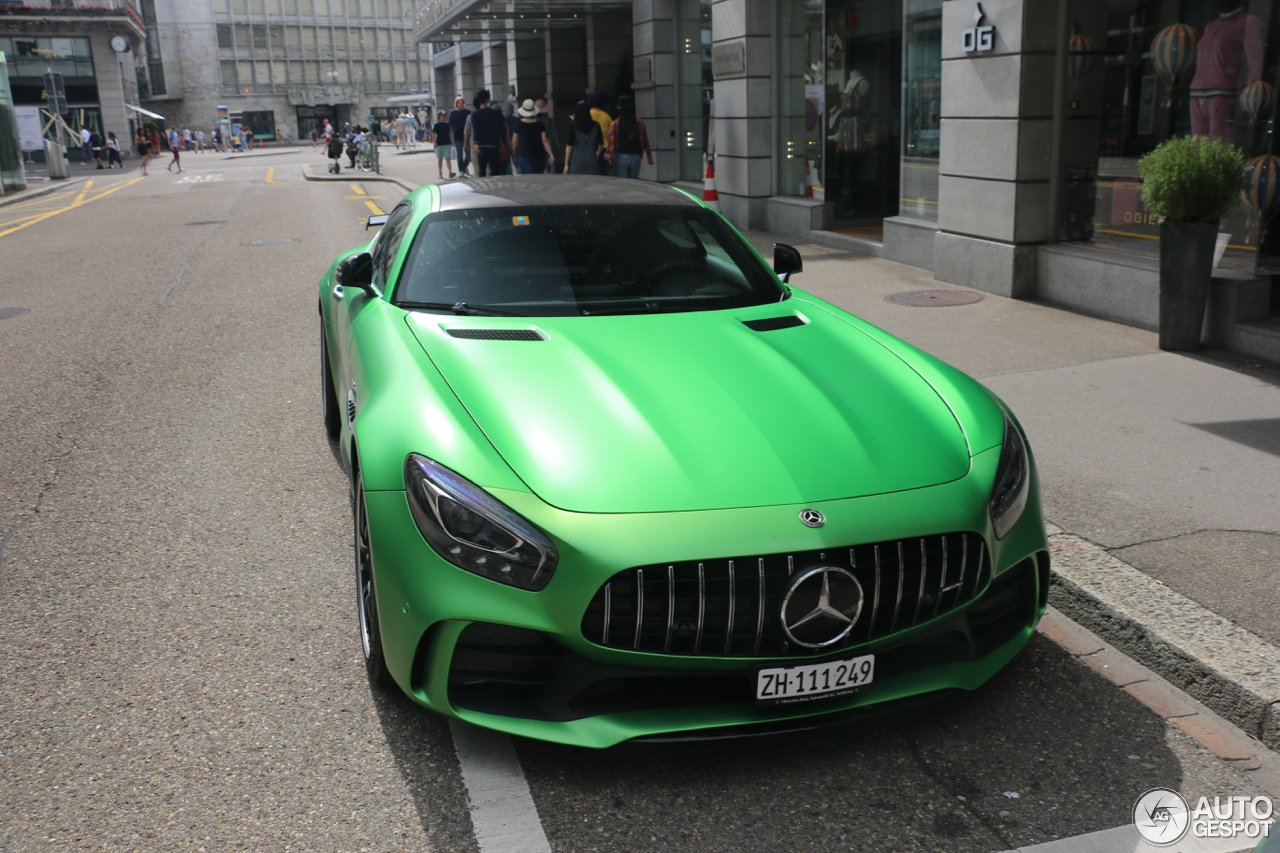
962 3 995 53
712 40 746 79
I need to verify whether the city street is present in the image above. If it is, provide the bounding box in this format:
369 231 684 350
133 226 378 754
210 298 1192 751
0 148 1276 852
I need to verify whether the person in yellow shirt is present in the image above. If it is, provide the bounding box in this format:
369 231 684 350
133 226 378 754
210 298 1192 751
589 91 612 173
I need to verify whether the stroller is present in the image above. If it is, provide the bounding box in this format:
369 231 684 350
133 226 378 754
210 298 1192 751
326 134 344 173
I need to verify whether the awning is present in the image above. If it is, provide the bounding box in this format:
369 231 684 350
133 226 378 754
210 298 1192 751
125 103 166 121
416 0 630 42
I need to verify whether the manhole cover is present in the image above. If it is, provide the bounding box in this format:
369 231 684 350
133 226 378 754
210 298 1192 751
251 238 295 245
0 308 30 321
885 290 984 307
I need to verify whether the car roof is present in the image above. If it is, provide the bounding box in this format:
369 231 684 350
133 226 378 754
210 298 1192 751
430 175 703 212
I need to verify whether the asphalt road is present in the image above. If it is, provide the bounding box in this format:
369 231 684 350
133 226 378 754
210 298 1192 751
0 151 1270 852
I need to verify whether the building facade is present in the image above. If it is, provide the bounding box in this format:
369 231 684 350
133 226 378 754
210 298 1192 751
146 0 437 140
1 0 149 164
415 0 1280 359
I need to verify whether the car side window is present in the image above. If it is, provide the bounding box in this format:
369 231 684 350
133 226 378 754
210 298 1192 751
371 204 413 290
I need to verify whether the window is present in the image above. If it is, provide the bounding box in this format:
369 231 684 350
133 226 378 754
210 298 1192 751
372 204 414 289
394 205 785 317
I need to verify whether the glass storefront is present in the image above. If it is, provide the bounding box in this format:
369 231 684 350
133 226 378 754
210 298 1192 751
676 0 713 182
778 0 825 199
777 2 940 232
1079 0 1280 273
902 0 942 221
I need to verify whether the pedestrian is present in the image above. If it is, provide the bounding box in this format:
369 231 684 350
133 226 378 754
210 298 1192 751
148 126 162 161
607 95 654 179
134 127 151 175
325 129 344 173
588 91 612 173
447 97 471 176
563 101 602 175
80 125 92 164
535 98 559 173
166 125 183 172
195 129 205 152
310 127 319 148
183 127 193 152
430 110 455 179
499 101 517 175
466 89 506 177
245 128 254 150
346 126 362 169
89 128 105 169
105 131 124 168
512 99 554 176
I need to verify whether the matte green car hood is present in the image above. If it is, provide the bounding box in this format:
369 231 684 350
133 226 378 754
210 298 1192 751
406 306 973 513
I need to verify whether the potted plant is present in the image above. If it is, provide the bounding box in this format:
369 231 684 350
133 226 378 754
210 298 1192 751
1139 136 1247 351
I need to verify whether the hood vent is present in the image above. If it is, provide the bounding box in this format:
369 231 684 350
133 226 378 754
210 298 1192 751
743 315 805 332
446 328 546 341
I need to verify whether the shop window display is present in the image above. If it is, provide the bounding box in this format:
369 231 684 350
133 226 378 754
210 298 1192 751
1081 0 1279 274
823 1 902 229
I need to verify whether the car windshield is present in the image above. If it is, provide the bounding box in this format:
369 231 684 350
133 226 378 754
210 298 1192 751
392 204 786 316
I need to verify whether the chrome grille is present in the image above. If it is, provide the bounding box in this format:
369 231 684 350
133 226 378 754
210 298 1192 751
581 532 989 658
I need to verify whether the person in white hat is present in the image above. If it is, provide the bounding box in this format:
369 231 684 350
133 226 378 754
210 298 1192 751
511 98 555 175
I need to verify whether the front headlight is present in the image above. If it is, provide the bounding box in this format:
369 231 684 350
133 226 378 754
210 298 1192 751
989 416 1031 540
404 454 558 591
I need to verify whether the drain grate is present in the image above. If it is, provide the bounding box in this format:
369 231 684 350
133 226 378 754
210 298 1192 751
885 290 984 307
0 308 31 321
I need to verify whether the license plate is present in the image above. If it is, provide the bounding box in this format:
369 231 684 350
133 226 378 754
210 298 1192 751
755 654 874 706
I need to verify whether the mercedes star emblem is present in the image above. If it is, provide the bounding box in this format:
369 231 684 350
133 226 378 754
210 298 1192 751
799 509 825 528
780 567 864 648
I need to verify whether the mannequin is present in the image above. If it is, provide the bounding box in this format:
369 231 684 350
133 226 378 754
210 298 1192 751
1189 5 1264 140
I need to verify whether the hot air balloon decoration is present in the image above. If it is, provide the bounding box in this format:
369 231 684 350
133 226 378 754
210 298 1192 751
1151 23 1200 106
1246 154 1280 212
1068 32 1096 81
1240 81 1275 123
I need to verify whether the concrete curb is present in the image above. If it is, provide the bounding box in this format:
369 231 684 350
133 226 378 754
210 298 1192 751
0 177 86 209
1045 523 1280 752
299 162 418 195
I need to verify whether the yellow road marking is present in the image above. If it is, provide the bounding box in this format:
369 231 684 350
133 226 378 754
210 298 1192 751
349 184 366 195
346 195 385 200
73 179 94 205
266 166 277 183
0 177 145 239
364 200 384 215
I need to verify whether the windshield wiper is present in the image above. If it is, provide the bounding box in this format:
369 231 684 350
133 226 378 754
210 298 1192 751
397 301 524 317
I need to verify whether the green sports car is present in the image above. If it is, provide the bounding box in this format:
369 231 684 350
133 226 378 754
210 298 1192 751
319 176 1049 748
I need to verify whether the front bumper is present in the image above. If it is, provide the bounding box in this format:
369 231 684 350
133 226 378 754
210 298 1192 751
362 444 1050 748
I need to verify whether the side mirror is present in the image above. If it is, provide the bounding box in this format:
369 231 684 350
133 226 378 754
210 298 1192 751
773 243 803 283
335 252 376 296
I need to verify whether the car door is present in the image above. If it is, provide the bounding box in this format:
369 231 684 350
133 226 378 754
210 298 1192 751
329 202 415 430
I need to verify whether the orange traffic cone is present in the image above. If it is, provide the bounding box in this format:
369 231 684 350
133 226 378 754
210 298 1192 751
803 159 814 198
703 158 720 210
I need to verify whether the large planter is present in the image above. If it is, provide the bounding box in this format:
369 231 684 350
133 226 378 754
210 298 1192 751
1158 220 1217 351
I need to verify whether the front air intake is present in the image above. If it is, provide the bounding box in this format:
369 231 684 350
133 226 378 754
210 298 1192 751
445 329 546 341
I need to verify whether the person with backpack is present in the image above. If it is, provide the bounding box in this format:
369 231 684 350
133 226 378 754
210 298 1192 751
88 129 105 169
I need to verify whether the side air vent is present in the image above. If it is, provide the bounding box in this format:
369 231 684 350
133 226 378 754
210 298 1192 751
446 329 546 341
743 315 805 332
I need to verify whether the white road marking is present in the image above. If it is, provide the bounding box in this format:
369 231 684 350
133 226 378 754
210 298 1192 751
450 719 553 853
997 824 1256 853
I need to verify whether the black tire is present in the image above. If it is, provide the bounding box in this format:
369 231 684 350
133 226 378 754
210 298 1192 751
321 329 341 440
354 470 395 689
